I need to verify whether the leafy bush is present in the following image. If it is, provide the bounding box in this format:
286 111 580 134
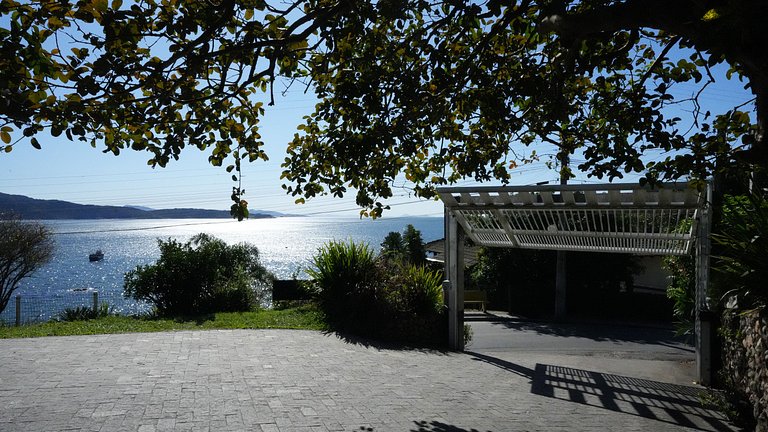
308 240 446 345
663 254 695 336
711 194 768 311
381 264 446 345
56 303 112 321
663 219 696 336
124 233 273 317
386 264 444 316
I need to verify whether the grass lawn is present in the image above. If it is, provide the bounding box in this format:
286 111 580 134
0 304 326 339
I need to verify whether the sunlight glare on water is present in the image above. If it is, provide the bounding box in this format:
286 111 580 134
10 216 443 315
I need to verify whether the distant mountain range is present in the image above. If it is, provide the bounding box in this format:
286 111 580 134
0 192 286 220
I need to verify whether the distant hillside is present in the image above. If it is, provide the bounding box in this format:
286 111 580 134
0 192 275 220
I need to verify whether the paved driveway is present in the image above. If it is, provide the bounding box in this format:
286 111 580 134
0 328 734 432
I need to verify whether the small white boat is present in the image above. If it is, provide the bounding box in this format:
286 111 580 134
89 250 104 262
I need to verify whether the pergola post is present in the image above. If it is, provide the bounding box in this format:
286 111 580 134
445 207 465 350
695 184 713 385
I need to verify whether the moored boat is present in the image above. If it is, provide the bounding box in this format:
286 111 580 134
89 250 104 262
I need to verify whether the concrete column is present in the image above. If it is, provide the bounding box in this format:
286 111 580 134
445 208 465 350
555 156 569 318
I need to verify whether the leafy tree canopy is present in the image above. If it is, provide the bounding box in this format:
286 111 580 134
2 0 766 217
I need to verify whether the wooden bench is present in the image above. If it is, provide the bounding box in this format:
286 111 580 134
464 290 488 312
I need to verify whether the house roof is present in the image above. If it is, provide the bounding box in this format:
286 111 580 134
424 238 481 266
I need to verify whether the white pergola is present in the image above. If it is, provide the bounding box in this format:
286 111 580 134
438 182 714 384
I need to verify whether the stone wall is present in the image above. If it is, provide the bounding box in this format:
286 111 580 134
721 307 768 431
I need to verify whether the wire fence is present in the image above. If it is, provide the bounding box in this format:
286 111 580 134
0 290 151 326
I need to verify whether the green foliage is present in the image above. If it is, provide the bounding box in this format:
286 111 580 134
308 240 446 345
711 194 768 310
463 323 473 346
380 224 426 265
306 240 381 333
380 264 447 345
380 231 404 262
663 254 696 336
123 233 273 317
56 303 113 322
0 215 54 315
2 0 765 217
282 1 764 215
402 224 427 266
385 264 444 316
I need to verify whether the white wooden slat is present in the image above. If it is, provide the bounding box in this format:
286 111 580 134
443 185 701 255
584 190 599 205
540 191 554 205
658 189 673 206
439 192 459 207
633 189 648 206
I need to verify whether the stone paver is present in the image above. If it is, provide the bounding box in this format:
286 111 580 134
0 329 734 431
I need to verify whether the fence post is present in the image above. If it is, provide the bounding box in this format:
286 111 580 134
93 291 98 313
15 295 21 327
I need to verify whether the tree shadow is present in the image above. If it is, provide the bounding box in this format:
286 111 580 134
322 330 451 354
467 313 693 350
467 352 735 432
410 420 491 432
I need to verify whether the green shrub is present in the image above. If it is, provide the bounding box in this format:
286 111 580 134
306 240 382 333
57 303 112 321
664 254 695 336
663 218 696 336
124 233 273 317
711 194 768 311
386 264 444 316
382 264 446 345
308 241 447 345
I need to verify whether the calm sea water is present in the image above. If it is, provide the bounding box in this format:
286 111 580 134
6 217 443 319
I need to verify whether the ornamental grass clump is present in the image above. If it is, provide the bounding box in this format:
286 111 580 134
306 240 382 335
56 303 113 322
308 239 446 346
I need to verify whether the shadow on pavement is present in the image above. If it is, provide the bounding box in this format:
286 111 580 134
467 352 735 432
410 420 491 432
466 311 694 350
322 330 452 355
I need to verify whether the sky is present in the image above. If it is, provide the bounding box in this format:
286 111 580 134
0 55 756 219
